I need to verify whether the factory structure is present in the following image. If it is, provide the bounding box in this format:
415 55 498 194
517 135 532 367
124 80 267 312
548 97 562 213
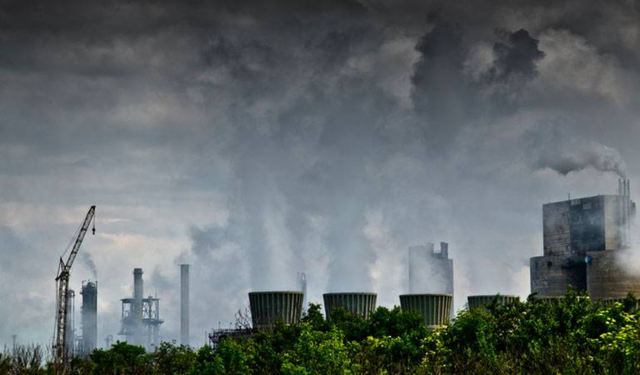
50 179 640 359
531 179 640 300
119 268 164 351
61 281 98 357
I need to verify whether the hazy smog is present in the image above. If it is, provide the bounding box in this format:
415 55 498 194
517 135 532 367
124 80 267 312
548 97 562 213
1 0 640 348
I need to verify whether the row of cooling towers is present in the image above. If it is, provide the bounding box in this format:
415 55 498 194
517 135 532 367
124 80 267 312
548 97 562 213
247 292 521 329
244 243 515 329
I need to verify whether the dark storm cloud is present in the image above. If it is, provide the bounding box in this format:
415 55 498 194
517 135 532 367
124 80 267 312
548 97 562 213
1 0 640 346
489 29 545 83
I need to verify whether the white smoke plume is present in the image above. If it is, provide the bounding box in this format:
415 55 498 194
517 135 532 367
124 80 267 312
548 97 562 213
80 252 98 279
528 124 627 178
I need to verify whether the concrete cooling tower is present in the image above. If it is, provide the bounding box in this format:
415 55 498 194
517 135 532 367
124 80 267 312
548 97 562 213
323 293 377 319
399 294 452 328
467 295 519 310
248 291 304 329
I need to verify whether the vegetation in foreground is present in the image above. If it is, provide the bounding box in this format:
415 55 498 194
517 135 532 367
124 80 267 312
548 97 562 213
4 291 640 374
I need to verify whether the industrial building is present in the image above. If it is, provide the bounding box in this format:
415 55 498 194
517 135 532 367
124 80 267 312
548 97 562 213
80 281 98 355
531 179 639 299
119 268 164 351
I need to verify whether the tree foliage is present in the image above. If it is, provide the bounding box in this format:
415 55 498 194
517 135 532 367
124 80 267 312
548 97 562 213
5 292 640 374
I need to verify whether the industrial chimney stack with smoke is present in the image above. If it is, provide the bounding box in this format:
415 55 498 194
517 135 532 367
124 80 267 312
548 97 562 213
80 281 98 355
133 268 143 346
180 264 190 346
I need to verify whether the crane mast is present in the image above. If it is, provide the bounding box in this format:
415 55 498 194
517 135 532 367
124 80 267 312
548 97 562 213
54 205 96 364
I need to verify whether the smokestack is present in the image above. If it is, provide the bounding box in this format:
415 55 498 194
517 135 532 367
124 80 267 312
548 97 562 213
180 264 189 346
297 272 307 309
133 268 143 346
618 179 633 249
65 290 75 357
81 281 98 355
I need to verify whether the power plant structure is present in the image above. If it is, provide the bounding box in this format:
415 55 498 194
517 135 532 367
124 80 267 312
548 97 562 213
467 295 519 310
181 264 190 346
323 293 377 319
120 268 164 351
399 294 452 328
531 179 639 300
248 291 304 329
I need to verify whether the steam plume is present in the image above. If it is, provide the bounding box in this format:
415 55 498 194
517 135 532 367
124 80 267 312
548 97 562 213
528 125 627 178
81 252 98 279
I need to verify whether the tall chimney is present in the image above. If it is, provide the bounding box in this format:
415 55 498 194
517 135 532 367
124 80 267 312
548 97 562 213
81 281 98 355
180 264 190 346
133 268 144 346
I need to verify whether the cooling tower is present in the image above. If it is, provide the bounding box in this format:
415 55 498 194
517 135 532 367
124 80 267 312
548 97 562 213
586 250 640 300
399 294 452 328
248 291 304 329
533 295 564 304
323 293 377 319
467 295 519 310
80 281 98 355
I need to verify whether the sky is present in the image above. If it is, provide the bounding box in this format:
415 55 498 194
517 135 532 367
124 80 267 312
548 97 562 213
1 0 640 348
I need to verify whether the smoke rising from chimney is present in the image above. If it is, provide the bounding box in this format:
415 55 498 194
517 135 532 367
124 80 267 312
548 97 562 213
528 125 627 178
81 252 98 279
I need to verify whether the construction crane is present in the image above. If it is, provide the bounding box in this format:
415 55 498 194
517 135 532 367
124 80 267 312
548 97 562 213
54 205 96 364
